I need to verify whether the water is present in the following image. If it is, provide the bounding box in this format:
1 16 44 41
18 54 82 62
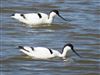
1 0 100 75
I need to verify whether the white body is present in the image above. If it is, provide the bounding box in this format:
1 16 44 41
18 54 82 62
19 46 71 60
20 47 61 59
18 43 81 60
11 12 56 25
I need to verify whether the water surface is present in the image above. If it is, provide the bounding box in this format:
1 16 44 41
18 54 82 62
1 0 100 75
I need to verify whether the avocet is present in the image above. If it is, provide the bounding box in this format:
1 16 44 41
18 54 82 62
18 43 81 60
11 10 68 25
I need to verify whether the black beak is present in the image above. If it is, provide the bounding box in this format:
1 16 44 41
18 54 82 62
72 49 82 58
57 14 68 21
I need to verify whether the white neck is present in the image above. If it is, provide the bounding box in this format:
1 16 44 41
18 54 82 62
48 12 56 23
60 46 71 58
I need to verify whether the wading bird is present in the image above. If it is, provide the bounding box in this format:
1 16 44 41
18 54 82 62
11 10 68 25
18 43 81 60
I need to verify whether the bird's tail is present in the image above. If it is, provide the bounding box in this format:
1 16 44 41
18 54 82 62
11 13 23 19
18 46 34 57
11 13 18 18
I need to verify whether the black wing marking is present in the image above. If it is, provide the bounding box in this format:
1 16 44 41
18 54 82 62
18 46 29 52
18 46 34 52
37 13 42 18
20 14 26 19
31 47 34 51
48 48 53 54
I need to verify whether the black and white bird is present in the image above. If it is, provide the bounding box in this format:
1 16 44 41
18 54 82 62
18 43 81 60
11 10 68 25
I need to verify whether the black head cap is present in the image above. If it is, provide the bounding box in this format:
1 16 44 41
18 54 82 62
51 10 59 15
50 10 68 21
63 43 82 58
64 43 74 50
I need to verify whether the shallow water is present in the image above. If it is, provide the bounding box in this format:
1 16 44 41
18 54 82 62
1 0 100 75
